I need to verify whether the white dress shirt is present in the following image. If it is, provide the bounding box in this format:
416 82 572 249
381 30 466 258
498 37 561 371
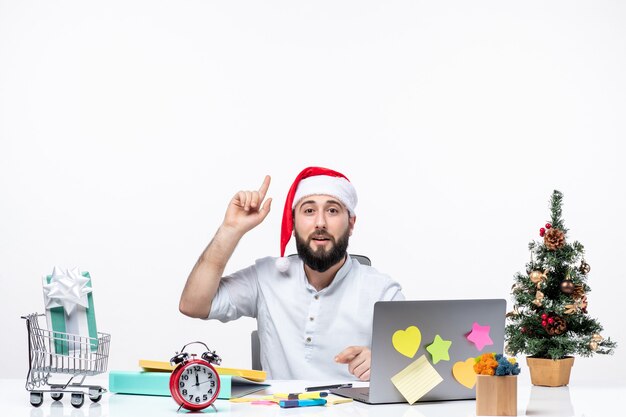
208 255 404 380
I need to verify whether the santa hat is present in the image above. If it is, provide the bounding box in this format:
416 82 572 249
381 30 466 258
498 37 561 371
275 166 357 272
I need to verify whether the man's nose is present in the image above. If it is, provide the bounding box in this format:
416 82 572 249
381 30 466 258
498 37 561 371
315 211 327 229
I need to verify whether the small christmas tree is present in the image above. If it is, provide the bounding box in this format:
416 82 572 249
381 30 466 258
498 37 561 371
505 190 616 359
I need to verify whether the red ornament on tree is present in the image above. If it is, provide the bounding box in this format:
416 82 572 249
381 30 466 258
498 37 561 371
542 320 547 327
540 227 546 237
545 223 552 229
548 317 554 324
541 313 548 320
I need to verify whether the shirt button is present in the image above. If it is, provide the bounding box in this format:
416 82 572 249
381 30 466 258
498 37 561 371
314 295 319 300
306 337 312 343
309 317 314 321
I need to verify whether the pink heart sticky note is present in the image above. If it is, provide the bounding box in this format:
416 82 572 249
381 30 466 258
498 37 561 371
466 322 493 351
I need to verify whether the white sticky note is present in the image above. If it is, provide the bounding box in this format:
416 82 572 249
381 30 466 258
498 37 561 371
391 354 443 404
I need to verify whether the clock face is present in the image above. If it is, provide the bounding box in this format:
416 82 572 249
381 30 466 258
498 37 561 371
176 363 219 407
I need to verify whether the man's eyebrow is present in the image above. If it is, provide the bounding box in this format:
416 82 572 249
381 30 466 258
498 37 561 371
299 200 317 207
324 199 343 207
299 199 344 208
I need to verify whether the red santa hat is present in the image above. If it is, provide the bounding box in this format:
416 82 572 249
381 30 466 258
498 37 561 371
275 166 357 272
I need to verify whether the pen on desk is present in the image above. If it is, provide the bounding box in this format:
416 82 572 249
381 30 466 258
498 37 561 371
279 398 327 408
274 392 329 400
304 383 353 392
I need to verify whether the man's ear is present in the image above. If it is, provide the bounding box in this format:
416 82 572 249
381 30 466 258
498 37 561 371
349 216 356 236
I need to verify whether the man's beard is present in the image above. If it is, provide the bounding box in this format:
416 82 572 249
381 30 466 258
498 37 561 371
295 228 350 273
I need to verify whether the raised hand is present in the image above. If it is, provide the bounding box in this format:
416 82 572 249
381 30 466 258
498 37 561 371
223 175 272 235
180 175 273 319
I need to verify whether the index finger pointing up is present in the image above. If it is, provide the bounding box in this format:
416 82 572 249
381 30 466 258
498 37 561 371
258 175 271 199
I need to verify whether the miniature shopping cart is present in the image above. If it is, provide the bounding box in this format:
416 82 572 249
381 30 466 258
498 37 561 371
22 313 111 408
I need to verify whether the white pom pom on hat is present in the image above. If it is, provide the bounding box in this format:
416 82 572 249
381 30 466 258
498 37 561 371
275 256 291 273
275 166 357 272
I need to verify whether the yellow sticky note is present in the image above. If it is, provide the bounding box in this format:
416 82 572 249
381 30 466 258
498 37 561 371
392 326 422 358
229 396 275 403
391 355 443 404
324 394 353 406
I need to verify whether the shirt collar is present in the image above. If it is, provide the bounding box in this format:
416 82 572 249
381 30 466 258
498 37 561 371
300 254 354 294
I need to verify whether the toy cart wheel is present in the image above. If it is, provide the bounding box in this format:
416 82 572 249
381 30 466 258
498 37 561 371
50 391 64 401
30 391 44 407
70 392 84 408
89 387 103 402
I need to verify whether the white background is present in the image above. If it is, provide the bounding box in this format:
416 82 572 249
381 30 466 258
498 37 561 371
1 1 624 385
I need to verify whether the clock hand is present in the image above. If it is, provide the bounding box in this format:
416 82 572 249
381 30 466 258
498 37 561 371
195 373 199 387
198 379 214 386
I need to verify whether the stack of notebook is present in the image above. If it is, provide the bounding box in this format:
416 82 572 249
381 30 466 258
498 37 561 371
109 360 270 399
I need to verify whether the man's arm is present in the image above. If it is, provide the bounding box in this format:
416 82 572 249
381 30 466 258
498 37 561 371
179 176 272 318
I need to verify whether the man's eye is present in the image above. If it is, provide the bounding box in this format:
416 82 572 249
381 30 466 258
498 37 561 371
304 208 314 214
328 208 338 214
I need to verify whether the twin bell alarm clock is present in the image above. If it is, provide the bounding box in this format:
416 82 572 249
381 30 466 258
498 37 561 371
169 341 222 412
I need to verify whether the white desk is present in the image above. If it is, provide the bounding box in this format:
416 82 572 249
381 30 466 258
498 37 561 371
1 378 624 417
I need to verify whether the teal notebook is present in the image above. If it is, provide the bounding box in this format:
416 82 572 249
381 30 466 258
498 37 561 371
109 371 270 399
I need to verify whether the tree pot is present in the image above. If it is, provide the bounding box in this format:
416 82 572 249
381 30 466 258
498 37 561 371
526 356 574 387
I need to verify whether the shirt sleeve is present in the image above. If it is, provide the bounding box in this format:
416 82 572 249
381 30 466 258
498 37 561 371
381 277 405 301
207 264 259 322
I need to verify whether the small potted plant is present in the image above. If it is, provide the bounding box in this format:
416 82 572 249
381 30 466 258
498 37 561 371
505 191 616 386
474 353 520 416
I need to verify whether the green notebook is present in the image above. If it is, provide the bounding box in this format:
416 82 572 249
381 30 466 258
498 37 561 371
109 371 270 399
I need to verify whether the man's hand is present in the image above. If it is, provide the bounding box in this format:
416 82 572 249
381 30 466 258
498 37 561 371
223 175 272 235
335 346 371 381
179 175 272 319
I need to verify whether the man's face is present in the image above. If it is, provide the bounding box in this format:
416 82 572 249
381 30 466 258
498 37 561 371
293 195 355 273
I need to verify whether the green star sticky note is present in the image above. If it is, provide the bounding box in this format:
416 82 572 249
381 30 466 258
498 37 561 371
426 335 452 364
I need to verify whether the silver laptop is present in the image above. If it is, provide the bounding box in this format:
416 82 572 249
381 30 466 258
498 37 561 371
331 299 506 404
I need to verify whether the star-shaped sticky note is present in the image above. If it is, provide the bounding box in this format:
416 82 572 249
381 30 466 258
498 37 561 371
466 322 493 351
425 335 452 364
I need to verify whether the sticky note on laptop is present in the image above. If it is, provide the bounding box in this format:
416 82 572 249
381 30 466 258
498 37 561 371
390 354 443 404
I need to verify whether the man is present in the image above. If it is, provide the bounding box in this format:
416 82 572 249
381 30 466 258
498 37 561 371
179 167 404 380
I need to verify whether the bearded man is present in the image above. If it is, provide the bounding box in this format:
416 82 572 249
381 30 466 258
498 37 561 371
179 167 404 380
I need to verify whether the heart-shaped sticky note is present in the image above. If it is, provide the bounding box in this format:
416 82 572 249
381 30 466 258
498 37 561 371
452 358 477 389
392 326 421 358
